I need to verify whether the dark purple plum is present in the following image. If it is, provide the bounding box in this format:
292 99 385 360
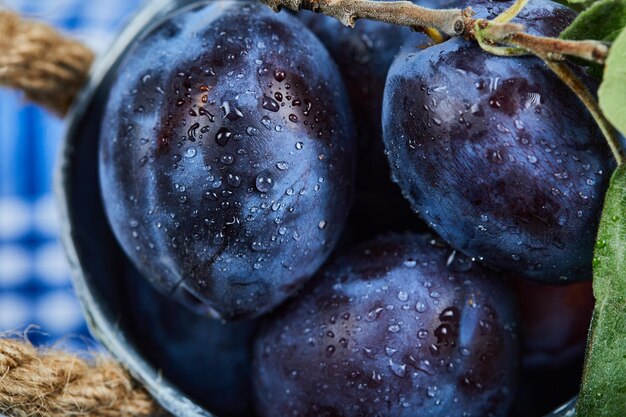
509 279 593 417
512 279 594 369
382 0 614 283
121 263 257 417
98 2 356 320
253 233 520 417
299 0 457 152
299 9 431 240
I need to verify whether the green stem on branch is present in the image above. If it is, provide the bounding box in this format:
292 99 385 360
493 0 528 23
474 22 527 56
423 27 445 44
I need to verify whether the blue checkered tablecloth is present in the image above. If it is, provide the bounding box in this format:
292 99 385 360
0 0 143 350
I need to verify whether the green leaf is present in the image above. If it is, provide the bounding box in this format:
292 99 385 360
599 27 626 137
560 0 626 41
577 164 626 417
559 0 626 78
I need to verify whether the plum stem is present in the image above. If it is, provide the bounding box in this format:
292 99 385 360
509 34 609 64
423 27 445 44
492 0 528 23
474 21 609 64
263 0 466 36
474 21 527 57
473 25 609 65
484 0 609 64
261 0 609 65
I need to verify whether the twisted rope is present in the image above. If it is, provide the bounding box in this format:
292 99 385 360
0 12 163 416
0 10 94 115
0 338 164 417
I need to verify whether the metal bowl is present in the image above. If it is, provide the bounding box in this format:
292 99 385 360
54 0 580 416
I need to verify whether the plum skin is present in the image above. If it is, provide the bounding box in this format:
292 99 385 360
382 0 614 283
253 233 520 417
98 2 356 320
299 9 432 241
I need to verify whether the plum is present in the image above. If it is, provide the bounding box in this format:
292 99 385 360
509 279 594 417
98 2 356 320
299 0 458 155
253 233 520 417
513 279 594 369
299 8 431 240
382 0 614 283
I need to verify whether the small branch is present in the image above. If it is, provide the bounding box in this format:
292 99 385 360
480 20 526 41
423 27 445 44
262 0 466 37
509 33 609 65
471 21 609 65
493 0 528 23
263 0 610 66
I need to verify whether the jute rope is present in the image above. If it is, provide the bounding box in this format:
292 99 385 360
0 11 164 417
0 338 164 417
0 10 94 115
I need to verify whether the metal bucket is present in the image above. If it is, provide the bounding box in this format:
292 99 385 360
55 0 579 416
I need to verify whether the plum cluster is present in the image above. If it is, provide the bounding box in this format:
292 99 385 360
97 0 606 416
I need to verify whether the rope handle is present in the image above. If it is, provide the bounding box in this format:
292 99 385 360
0 338 164 417
0 11 163 417
0 11 94 115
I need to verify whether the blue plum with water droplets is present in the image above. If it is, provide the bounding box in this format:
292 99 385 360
99 2 356 320
253 233 520 417
382 0 615 283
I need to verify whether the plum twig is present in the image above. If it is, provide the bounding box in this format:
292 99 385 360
509 33 609 64
262 0 466 36
260 0 609 65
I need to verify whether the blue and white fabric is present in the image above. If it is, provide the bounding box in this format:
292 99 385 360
0 0 143 351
